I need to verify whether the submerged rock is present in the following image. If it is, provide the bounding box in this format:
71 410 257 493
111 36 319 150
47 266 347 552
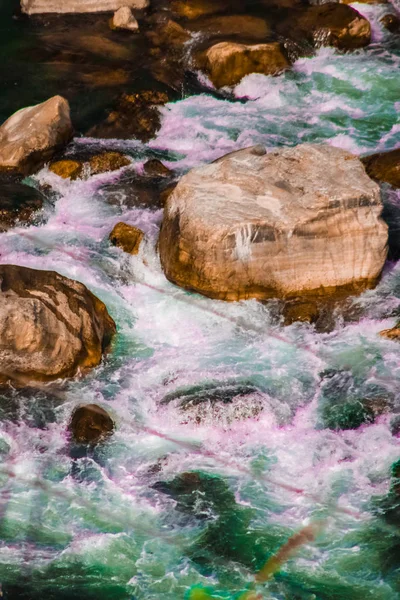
143 159 172 178
362 148 400 189
170 0 231 20
89 151 131 175
0 96 73 176
68 404 114 444
87 90 169 142
0 181 44 231
159 143 388 302
110 6 139 32
380 13 400 32
109 222 144 254
21 0 149 14
0 265 116 387
380 322 400 340
49 159 83 180
204 42 289 88
277 4 371 51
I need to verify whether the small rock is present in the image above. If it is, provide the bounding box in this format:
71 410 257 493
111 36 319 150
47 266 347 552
109 222 144 254
68 404 114 445
89 151 131 175
362 148 400 188
0 96 73 176
204 41 289 88
111 6 139 32
380 13 400 32
0 181 44 231
380 324 400 340
143 159 172 178
49 159 83 180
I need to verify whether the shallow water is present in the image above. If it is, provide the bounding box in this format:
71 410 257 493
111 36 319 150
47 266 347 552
0 2 400 599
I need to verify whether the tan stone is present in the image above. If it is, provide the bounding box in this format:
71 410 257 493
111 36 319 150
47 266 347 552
380 326 400 341
111 6 139 31
89 151 131 175
0 265 116 387
0 96 73 176
205 42 289 88
362 149 400 188
159 144 388 301
21 0 149 14
49 159 83 180
109 222 144 254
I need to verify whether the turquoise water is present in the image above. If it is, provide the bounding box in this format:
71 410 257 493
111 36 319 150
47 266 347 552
0 2 400 599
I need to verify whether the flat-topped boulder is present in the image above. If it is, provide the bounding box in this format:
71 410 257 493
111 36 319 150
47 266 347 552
159 144 388 301
21 0 149 14
0 96 73 176
0 265 116 387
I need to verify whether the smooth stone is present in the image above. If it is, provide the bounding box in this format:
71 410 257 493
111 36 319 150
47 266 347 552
68 404 114 444
0 96 73 176
0 265 116 387
109 222 144 254
204 41 289 88
186 15 270 42
0 181 44 231
21 0 149 14
159 143 388 302
362 148 400 189
170 0 231 20
110 6 139 32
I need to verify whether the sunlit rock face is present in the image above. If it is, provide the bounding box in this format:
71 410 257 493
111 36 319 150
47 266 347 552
0 265 116 387
21 0 149 14
0 96 72 176
159 144 388 301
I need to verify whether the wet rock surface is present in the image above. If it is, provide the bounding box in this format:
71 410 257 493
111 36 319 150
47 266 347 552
277 3 371 50
21 0 150 15
0 265 116 387
68 404 114 444
159 143 388 302
109 221 144 254
362 148 400 189
0 180 44 231
0 96 73 176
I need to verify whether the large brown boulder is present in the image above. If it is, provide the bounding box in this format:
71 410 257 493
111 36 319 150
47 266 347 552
68 404 114 444
362 148 400 189
170 0 231 20
159 144 388 301
204 42 289 88
186 15 270 42
277 4 371 51
0 96 73 176
0 265 116 387
21 0 149 14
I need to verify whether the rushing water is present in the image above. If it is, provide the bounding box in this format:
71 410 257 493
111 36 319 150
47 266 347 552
0 2 400 599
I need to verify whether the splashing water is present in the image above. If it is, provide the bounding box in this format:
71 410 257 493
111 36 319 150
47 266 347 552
0 4 400 599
